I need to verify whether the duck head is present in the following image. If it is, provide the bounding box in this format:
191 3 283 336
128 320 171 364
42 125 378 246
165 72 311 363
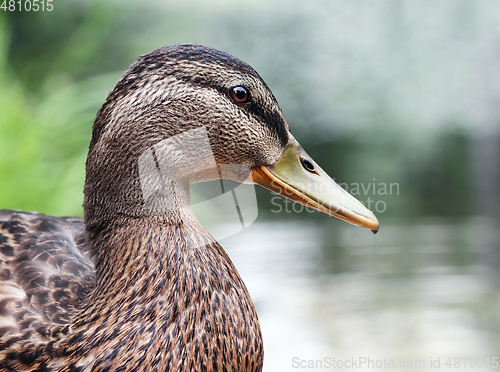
84 44 379 237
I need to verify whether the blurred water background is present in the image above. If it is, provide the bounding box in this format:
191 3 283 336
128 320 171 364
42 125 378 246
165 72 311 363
1 1 500 370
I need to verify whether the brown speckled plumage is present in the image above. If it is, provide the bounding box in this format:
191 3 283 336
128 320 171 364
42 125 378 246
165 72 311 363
0 44 294 371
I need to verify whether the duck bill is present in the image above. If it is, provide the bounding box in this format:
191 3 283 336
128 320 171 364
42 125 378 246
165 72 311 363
252 139 380 233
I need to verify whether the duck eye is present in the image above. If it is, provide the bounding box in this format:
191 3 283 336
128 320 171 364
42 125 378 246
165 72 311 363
300 157 316 173
229 86 250 104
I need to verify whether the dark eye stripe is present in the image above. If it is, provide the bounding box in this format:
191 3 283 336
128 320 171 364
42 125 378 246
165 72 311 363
246 102 289 148
166 77 289 149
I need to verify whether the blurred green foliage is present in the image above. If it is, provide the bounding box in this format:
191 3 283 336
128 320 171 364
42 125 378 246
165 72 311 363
0 4 123 216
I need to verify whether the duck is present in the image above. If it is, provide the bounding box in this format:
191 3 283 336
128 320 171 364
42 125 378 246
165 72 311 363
0 44 379 371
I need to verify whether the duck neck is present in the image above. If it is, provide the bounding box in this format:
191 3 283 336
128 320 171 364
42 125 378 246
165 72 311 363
73 214 263 371
85 212 221 306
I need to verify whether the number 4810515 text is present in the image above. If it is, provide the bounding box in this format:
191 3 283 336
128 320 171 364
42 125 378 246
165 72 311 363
1 0 53 11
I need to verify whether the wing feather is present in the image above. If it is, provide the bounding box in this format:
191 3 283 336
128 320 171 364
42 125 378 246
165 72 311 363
0 211 95 345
